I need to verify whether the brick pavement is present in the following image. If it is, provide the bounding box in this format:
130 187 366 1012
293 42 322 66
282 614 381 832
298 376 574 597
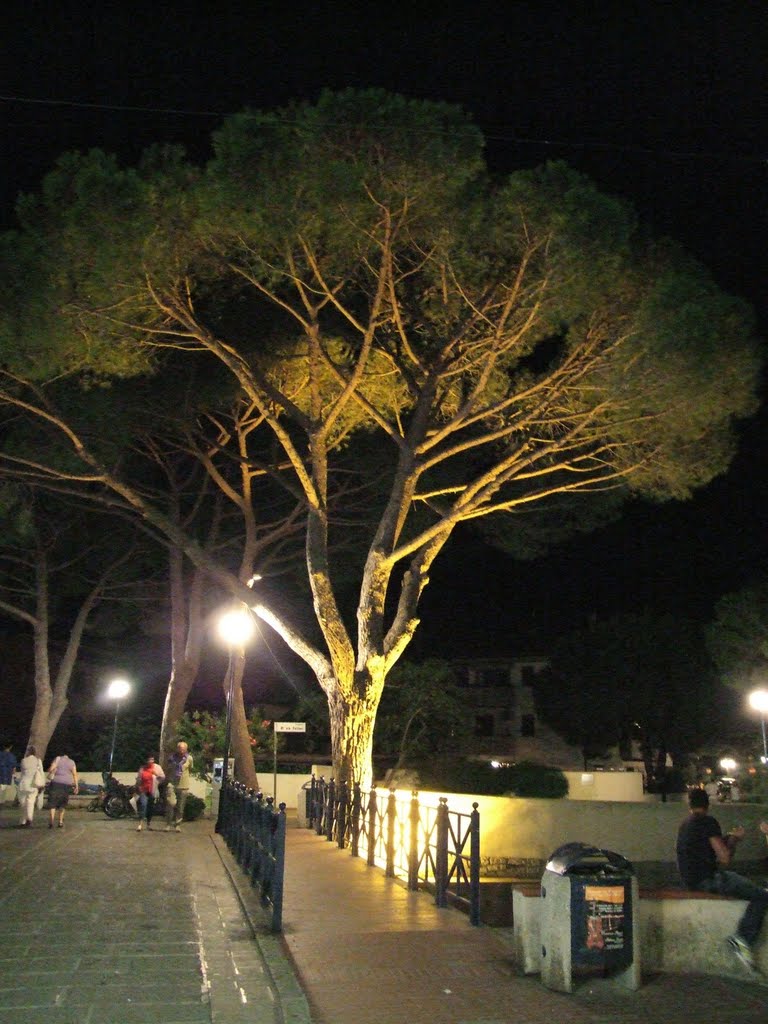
279 824 768 1024
2 804 768 1024
0 805 306 1024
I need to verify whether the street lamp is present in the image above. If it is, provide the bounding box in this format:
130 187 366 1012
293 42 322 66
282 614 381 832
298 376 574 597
106 678 131 776
215 607 256 833
719 756 737 776
748 689 768 764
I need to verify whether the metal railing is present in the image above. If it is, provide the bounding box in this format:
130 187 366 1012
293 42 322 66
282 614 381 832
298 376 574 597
306 777 481 925
218 779 287 932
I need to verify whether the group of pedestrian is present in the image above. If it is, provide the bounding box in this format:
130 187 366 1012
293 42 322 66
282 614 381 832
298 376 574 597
2 738 194 833
134 741 193 833
1 743 80 828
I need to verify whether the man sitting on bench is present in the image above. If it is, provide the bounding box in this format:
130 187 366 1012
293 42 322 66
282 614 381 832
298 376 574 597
676 788 768 972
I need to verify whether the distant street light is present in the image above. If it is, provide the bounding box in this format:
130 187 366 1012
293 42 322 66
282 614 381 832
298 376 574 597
748 689 768 764
106 678 131 776
215 607 256 833
719 756 738 775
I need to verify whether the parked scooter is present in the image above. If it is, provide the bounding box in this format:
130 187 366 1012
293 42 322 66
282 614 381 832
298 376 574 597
86 772 136 818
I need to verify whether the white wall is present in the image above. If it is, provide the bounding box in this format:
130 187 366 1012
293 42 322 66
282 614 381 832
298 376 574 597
563 770 644 801
257 772 312 808
478 795 768 862
76 771 311 809
383 788 768 864
78 771 210 800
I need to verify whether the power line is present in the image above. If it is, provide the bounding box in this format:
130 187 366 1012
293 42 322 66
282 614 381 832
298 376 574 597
1 92 766 166
0 93 224 119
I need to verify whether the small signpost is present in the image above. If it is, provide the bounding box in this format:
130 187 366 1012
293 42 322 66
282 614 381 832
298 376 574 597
273 722 306 799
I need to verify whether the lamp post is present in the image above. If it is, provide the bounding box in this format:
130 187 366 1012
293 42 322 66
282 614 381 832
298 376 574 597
748 689 768 764
215 607 255 833
106 678 131 776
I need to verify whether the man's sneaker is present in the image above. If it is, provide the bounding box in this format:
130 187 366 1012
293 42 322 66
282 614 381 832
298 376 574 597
727 934 756 970
175 825 181 833
136 821 143 832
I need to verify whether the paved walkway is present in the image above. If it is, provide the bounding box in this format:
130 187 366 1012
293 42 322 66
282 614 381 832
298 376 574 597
2 805 767 1024
0 806 303 1024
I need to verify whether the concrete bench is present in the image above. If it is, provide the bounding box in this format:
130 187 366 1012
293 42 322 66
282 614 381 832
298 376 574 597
511 882 768 980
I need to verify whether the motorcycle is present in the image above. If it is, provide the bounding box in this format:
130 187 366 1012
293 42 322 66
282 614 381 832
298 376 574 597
87 772 171 819
87 772 137 818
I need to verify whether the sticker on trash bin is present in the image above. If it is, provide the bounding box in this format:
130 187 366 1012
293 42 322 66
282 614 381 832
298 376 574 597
585 885 624 905
571 880 633 967
584 887 625 951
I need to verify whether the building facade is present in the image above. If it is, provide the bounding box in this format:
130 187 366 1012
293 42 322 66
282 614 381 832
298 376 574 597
454 657 583 769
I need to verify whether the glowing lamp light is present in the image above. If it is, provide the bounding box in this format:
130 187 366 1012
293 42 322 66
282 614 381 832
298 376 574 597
217 608 256 647
107 678 130 701
719 757 737 774
105 677 131 774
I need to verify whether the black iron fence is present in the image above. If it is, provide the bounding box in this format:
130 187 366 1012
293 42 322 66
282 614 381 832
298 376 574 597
218 780 287 932
306 777 481 925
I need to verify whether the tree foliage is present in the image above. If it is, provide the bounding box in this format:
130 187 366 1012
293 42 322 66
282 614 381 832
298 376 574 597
535 613 726 781
0 89 761 787
418 758 569 798
373 658 472 767
0 485 149 759
706 578 768 687
174 707 280 781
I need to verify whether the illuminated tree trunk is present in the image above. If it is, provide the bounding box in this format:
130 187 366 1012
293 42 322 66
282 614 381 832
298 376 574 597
159 661 198 759
327 671 385 790
159 549 204 761
223 651 259 791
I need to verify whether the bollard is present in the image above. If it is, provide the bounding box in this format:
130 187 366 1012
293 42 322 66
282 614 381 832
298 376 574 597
367 788 378 867
408 791 420 890
351 783 361 857
337 780 348 849
324 778 335 842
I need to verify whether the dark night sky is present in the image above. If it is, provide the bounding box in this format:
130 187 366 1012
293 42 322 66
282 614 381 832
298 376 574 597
1 1 767 660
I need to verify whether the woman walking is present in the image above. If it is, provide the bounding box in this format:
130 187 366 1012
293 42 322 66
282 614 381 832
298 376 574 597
17 745 44 827
135 755 164 832
47 754 78 828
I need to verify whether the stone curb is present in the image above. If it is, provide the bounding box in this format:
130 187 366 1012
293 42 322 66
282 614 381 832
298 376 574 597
209 833 314 1024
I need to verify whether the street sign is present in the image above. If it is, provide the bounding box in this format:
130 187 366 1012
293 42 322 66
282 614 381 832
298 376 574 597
273 722 307 800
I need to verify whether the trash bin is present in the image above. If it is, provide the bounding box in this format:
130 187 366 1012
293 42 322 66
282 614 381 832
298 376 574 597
540 841 640 993
210 758 235 821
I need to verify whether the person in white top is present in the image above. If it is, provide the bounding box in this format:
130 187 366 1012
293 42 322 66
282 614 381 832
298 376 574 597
17 745 44 828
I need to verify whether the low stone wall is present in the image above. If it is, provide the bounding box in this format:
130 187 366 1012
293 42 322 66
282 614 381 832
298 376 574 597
512 884 768 980
416 791 768 866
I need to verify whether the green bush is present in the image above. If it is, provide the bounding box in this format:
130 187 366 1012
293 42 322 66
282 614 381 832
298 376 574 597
505 761 569 798
183 794 206 821
416 758 568 798
735 770 768 804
